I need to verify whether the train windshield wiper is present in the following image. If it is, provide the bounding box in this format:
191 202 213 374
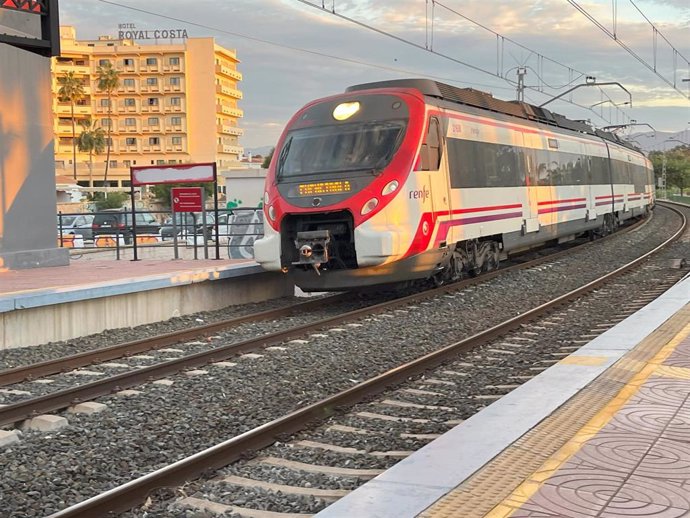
277 136 293 178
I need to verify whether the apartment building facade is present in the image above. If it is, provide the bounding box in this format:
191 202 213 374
53 26 244 187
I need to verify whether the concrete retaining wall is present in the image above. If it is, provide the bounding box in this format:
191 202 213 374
1 271 293 349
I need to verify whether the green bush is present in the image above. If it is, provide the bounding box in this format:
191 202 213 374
91 192 128 209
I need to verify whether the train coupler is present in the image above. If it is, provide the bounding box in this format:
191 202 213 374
293 230 331 274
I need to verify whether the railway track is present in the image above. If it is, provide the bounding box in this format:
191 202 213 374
39 203 687 518
0 213 652 428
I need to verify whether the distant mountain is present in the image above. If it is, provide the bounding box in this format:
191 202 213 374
244 146 275 157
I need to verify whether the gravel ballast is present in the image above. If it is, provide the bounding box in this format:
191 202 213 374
0 206 688 517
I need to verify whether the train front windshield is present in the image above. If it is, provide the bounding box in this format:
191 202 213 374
276 121 406 180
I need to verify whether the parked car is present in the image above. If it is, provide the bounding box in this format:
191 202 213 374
92 209 160 244
57 214 94 240
160 212 216 241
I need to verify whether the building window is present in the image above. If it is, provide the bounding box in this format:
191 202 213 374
170 77 180 86
168 159 177 164
109 160 117 168
148 117 160 126
171 116 182 125
124 98 136 106
101 118 111 126
99 99 110 107
146 77 158 86
123 58 134 66
170 97 181 106
105 137 113 146
123 78 135 87
148 98 159 106
126 138 137 146
169 57 180 65
98 59 110 67
123 160 131 168
125 118 136 126
145 57 158 66
172 136 182 145
157 159 166 165
149 137 160 145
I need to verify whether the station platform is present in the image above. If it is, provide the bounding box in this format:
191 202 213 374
318 274 690 518
0 259 293 349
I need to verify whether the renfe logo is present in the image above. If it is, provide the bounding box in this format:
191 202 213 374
409 186 430 201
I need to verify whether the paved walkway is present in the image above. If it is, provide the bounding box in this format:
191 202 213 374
0 258 254 297
489 318 690 517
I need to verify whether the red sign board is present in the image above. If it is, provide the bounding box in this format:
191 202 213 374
171 187 203 212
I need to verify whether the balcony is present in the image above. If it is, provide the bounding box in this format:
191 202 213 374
55 63 90 75
216 85 243 99
215 64 243 81
55 104 92 116
217 124 244 136
217 144 243 155
216 105 243 118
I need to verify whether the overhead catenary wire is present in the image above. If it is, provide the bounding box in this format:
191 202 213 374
565 0 690 98
96 0 630 126
94 0 511 92
294 0 630 124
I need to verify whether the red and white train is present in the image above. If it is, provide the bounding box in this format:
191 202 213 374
254 79 654 291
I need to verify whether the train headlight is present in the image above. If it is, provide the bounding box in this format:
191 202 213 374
361 197 379 215
264 191 270 205
381 180 399 196
333 101 360 121
267 205 276 221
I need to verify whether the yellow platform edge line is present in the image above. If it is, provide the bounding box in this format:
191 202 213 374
484 319 690 518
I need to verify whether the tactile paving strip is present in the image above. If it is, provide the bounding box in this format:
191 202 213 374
419 306 690 518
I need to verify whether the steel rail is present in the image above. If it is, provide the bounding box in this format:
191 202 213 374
0 214 654 427
0 213 648 389
48 205 686 518
0 293 351 387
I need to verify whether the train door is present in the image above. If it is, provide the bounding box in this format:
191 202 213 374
521 133 540 233
420 116 450 225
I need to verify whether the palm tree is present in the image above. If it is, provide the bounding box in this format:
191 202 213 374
76 120 106 188
96 61 120 190
57 71 86 180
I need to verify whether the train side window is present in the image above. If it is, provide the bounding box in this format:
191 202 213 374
421 117 442 171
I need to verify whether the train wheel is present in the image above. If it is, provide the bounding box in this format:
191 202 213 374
484 242 500 272
449 251 464 282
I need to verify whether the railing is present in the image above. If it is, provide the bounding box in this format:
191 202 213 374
57 208 264 261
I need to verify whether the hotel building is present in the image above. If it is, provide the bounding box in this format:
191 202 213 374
52 26 244 187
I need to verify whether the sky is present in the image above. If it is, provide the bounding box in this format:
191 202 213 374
60 0 690 149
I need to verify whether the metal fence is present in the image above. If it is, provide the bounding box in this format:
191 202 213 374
57 208 264 261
